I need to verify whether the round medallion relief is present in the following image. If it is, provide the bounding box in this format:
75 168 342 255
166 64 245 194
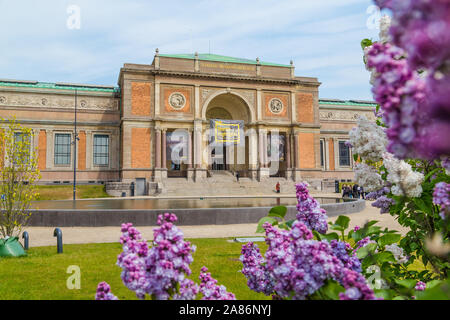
41 98 48 105
269 98 283 114
169 92 186 110
80 100 87 108
0 96 6 104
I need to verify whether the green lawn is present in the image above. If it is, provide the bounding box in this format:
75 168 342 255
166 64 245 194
35 185 110 201
0 238 270 300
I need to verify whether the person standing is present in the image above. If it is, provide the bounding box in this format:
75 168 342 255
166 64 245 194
352 184 359 199
276 182 281 194
236 171 240 182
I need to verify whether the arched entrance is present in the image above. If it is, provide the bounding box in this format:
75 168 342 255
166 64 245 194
204 93 251 175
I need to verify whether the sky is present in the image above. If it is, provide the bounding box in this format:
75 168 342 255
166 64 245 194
0 0 383 100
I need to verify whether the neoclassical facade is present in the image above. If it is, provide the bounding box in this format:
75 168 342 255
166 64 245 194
0 51 377 191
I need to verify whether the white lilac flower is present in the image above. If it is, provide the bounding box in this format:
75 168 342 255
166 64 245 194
354 162 384 192
382 152 424 198
379 15 391 44
385 243 409 264
348 116 388 162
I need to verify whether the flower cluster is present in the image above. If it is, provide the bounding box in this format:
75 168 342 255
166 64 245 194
100 213 234 300
372 0 450 159
385 243 409 264
354 162 384 192
348 115 387 162
295 182 328 234
433 182 450 219
339 269 378 300
366 42 427 159
330 240 362 273
240 242 275 295
383 152 424 198
95 282 118 300
199 267 236 300
372 195 396 214
365 186 390 200
415 281 426 291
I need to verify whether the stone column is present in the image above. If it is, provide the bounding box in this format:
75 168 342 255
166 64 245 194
293 133 301 181
46 129 53 169
258 128 269 181
286 133 293 180
155 128 161 169
187 129 193 169
193 122 206 181
161 129 168 179
86 130 92 170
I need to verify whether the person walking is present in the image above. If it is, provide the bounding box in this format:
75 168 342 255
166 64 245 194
236 171 240 182
276 182 281 194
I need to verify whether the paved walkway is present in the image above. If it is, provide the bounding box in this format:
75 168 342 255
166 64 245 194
23 200 408 248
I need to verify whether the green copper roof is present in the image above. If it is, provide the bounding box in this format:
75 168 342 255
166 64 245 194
159 53 291 67
0 80 120 93
319 99 377 108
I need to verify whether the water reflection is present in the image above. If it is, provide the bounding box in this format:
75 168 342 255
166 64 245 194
31 197 354 210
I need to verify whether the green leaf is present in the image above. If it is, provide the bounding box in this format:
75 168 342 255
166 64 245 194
321 232 340 242
394 279 416 289
377 233 401 247
412 198 432 215
374 251 396 264
334 215 350 230
356 243 378 260
256 217 278 233
320 280 345 300
361 38 373 50
268 206 287 219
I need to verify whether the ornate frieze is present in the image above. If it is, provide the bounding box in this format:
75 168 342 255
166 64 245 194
0 92 119 111
319 109 376 121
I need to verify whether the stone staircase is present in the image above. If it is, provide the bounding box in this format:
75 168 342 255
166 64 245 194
158 171 324 197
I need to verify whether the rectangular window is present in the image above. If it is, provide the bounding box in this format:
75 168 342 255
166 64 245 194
320 140 324 167
93 134 109 166
339 141 350 167
14 132 31 163
54 133 71 165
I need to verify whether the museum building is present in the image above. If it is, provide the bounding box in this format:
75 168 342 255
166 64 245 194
0 51 377 195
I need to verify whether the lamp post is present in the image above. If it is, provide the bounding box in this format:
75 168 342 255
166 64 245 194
73 89 79 201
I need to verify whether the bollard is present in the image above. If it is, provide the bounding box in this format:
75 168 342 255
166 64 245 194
22 231 29 250
53 228 63 254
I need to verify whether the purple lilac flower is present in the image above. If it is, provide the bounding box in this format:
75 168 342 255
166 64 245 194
366 186 390 200
353 226 361 232
199 267 236 300
295 183 328 234
371 0 450 159
95 282 118 300
415 281 426 291
330 240 362 273
367 42 428 159
339 269 378 300
144 213 197 300
240 242 275 295
372 195 396 214
173 278 199 300
433 182 450 219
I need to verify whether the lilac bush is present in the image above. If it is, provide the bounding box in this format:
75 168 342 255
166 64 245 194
295 183 328 234
96 213 234 300
241 183 377 300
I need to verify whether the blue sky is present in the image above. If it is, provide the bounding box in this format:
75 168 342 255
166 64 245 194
0 0 382 100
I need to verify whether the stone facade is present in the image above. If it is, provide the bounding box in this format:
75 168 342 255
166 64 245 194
0 52 377 190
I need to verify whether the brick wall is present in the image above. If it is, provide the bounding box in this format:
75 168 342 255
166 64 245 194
131 128 151 168
296 92 314 123
298 132 316 169
131 82 152 116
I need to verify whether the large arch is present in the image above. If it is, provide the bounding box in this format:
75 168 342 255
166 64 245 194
201 90 255 123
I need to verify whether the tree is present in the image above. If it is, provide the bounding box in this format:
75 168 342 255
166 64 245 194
0 118 41 238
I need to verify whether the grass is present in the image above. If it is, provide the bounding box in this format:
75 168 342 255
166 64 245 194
35 185 110 201
0 238 270 300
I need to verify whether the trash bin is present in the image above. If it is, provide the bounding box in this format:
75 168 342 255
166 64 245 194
121 192 126 197
335 180 340 193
